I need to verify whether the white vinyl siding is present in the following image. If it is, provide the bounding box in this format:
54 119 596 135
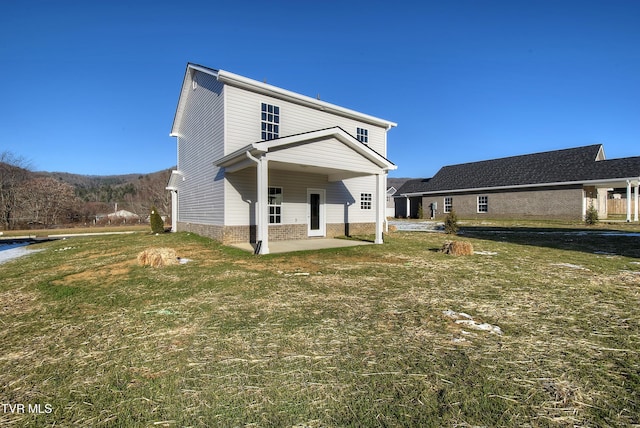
223 169 378 226
176 70 225 225
224 85 388 156
268 137 381 174
336 176 378 223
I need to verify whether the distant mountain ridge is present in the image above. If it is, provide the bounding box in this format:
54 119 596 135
33 168 175 216
34 169 173 189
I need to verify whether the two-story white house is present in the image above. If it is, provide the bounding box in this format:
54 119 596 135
167 63 397 254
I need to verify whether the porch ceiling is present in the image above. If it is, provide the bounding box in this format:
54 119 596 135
267 160 371 181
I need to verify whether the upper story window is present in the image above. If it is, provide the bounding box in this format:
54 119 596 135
477 195 488 213
444 197 453 213
261 103 280 140
356 127 368 144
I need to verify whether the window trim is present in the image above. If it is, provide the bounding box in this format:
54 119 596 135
356 127 369 144
360 192 372 210
477 195 488 213
444 196 452 213
261 103 280 141
268 186 283 224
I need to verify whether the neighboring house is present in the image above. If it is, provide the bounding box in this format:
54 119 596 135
395 144 640 221
386 186 397 217
167 63 397 254
96 209 140 223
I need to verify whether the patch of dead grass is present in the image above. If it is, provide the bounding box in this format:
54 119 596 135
52 260 135 286
0 289 42 316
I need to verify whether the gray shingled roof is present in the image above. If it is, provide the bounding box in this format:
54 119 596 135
398 145 640 195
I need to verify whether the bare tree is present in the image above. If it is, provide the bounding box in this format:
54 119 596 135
126 170 172 218
0 151 31 230
17 177 76 227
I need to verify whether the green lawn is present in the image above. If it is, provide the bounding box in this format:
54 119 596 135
1 224 639 427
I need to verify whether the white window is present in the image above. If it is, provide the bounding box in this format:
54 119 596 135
261 103 280 140
477 195 488 213
444 197 452 213
356 127 368 144
268 187 283 224
360 193 372 210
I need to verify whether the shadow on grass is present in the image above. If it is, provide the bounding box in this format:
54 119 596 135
460 226 640 259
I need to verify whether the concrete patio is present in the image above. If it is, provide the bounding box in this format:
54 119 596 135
230 238 374 254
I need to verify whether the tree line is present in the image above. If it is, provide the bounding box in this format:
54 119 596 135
0 151 172 230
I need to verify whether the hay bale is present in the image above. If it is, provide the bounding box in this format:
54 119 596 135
441 240 474 256
137 248 178 267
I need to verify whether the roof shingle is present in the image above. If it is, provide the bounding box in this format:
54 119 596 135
398 145 640 195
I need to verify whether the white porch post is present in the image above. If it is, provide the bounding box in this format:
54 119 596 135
170 190 178 232
405 196 410 219
635 180 639 222
256 155 270 254
375 173 384 244
627 180 632 222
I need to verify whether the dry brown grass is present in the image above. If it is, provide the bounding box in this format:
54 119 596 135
1 227 639 426
137 247 178 267
441 240 474 255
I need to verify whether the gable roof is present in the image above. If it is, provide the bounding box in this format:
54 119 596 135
398 144 640 195
171 63 397 137
215 126 396 177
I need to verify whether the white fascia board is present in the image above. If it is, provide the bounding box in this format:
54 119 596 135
189 64 220 76
170 65 222 138
216 70 397 129
214 144 264 167
165 170 184 190
400 177 640 197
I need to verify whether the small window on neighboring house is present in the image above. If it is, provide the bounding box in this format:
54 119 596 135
361 193 372 210
261 103 280 140
478 195 488 213
444 197 453 213
356 127 368 144
268 187 282 223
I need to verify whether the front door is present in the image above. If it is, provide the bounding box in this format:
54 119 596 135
307 189 325 237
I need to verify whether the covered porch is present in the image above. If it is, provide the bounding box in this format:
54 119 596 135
215 127 397 254
585 178 639 222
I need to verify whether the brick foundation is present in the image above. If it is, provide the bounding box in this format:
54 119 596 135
177 222 376 244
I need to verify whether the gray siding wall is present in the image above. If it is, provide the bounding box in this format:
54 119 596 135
224 85 388 156
421 186 585 220
176 71 225 225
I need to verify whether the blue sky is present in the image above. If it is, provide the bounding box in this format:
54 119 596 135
2 0 639 178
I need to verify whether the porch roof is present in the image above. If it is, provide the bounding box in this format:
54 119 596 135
215 127 397 179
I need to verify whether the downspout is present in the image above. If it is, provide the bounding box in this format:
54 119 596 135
244 151 269 254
